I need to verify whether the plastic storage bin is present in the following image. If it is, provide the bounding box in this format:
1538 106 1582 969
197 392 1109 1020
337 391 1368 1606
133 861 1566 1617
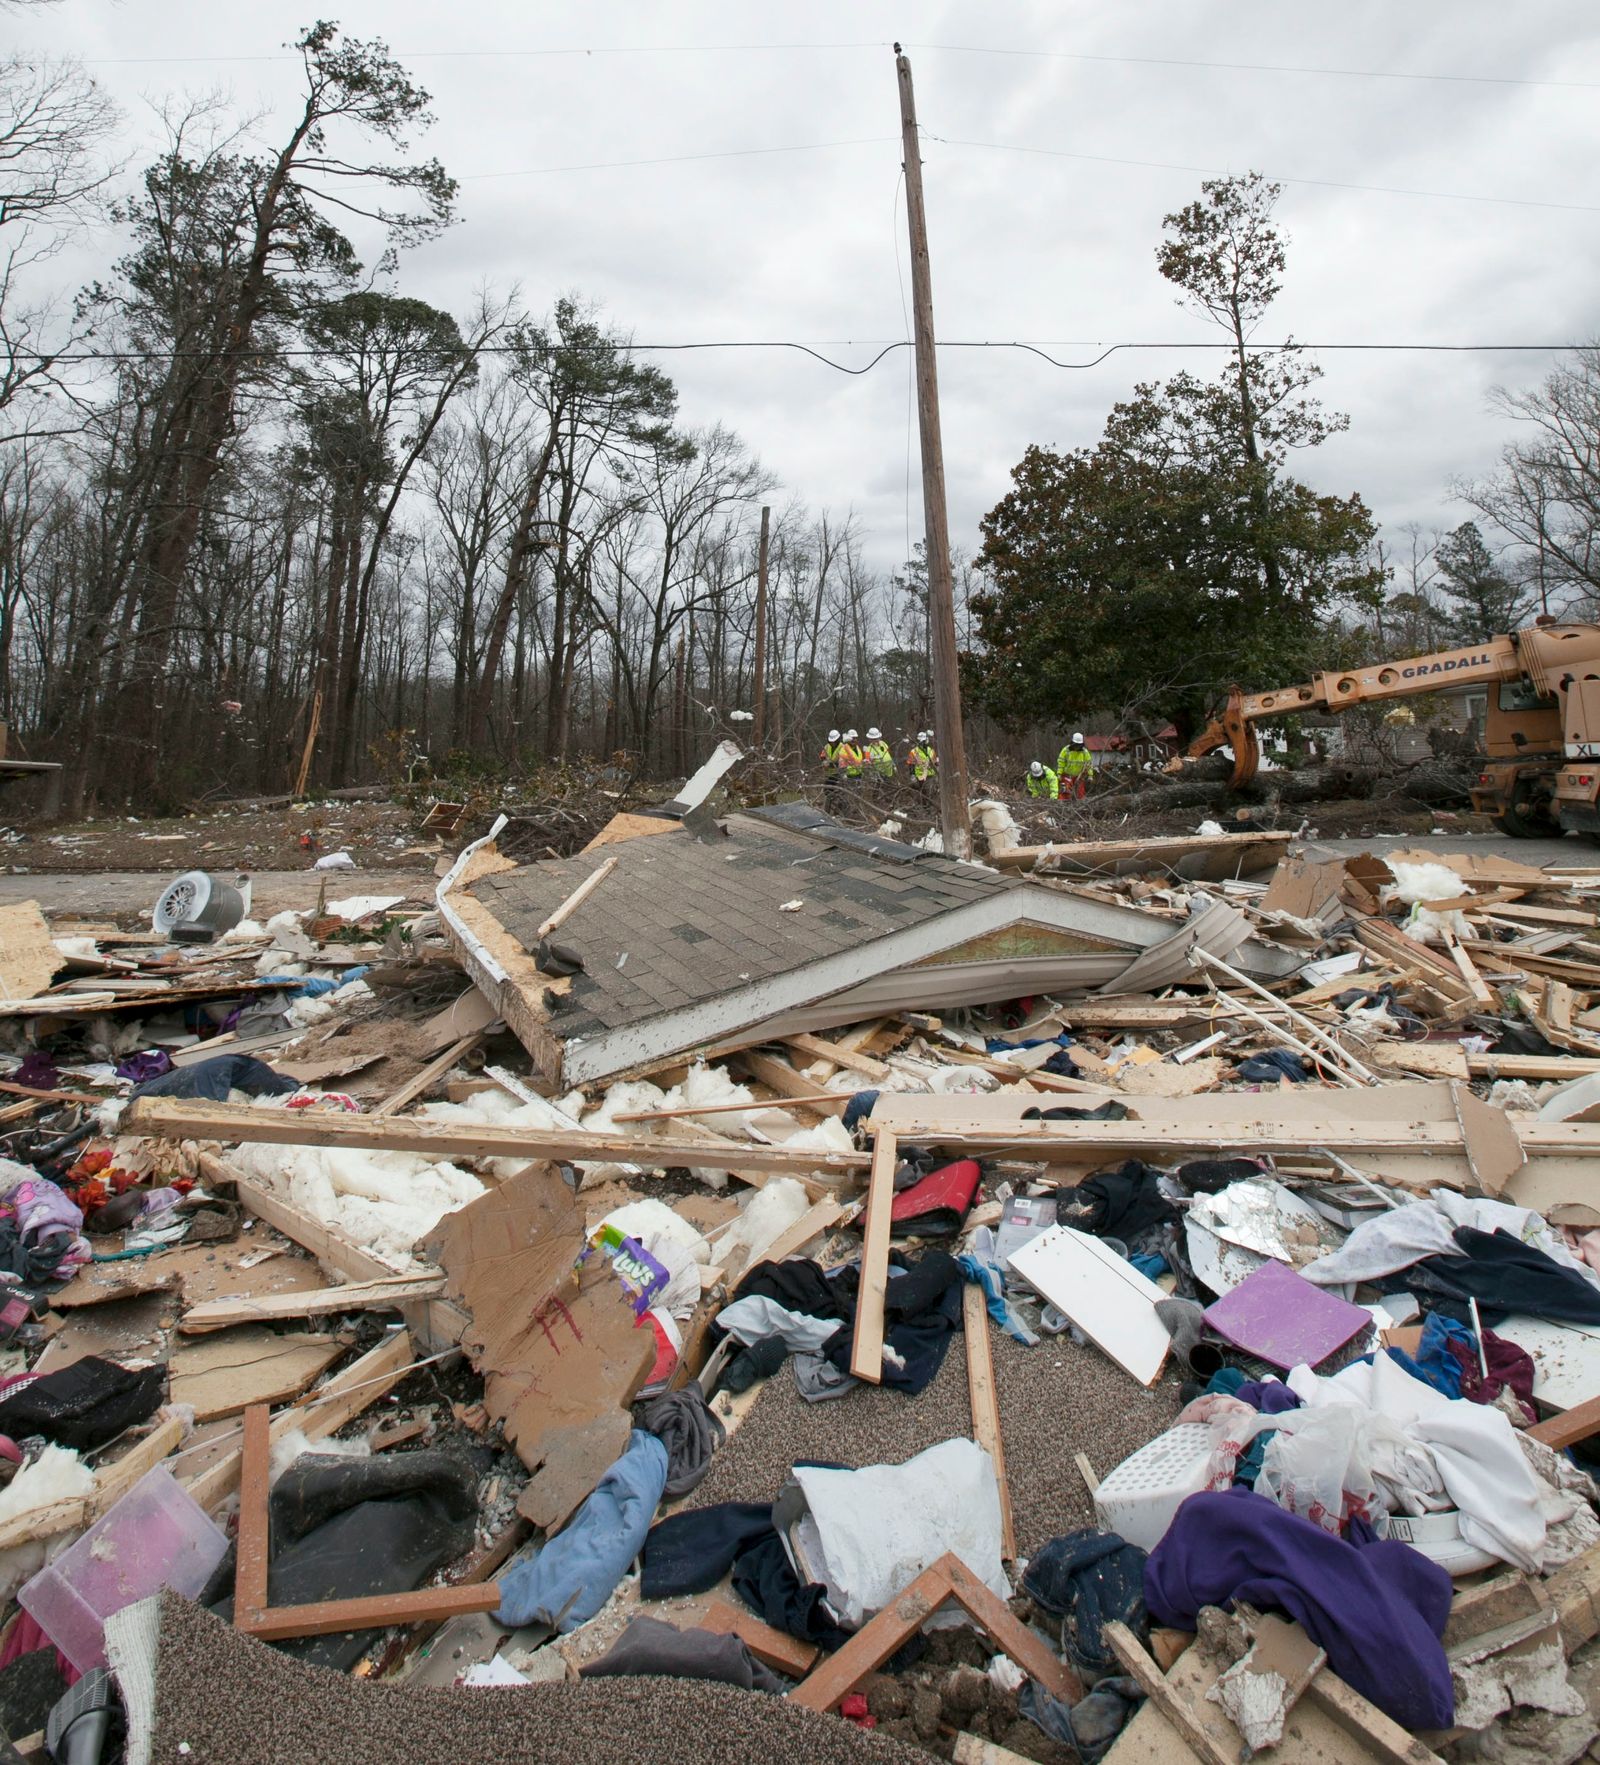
1093 1424 1214 1552
19 1465 229 1672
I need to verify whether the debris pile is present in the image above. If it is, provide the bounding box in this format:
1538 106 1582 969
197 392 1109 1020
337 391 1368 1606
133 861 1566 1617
7 769 1600 1763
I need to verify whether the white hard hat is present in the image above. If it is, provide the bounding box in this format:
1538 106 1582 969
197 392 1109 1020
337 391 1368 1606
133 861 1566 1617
919 731 930 743
845 729 858 741
1030 761 1044 776
1073 732 1085 744
866 727 882 740
828 729 840 742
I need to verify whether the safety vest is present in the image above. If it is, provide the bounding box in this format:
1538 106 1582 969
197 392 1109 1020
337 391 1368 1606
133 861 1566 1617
820 742 839 766
1026 768 1059 799
838 743 864 778
867 741 894 778
908 744 935 780
1059 744 1095 779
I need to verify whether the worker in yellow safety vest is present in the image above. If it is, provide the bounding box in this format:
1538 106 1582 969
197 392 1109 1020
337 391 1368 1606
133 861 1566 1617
820 728 842 768
1058 732 1096 799
865 727 894 779
1025 760 1059 799
907 731 936 782
838 729 865 779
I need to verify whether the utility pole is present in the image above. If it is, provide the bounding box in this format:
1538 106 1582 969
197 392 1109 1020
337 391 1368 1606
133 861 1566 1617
895 47 972 858
752 503 770 747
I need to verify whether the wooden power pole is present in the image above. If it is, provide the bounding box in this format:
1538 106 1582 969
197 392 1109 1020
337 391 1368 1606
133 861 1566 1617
752 503 770 747
895 48 972 858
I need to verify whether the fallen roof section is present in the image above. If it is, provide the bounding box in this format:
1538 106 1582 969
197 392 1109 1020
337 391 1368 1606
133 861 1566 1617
442 804 1301 1086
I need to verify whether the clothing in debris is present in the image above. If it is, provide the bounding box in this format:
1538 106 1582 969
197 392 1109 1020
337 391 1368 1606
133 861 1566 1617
131 1052 298 1102
635 1381 725 1500
1385 1313 1472 1400
1303 1192 1593 1290
1451 1327 1537 1423
731 1528 852 1651
793 1352 859 1402
114 1049 172 1086
1060 1160 1177 1244
1021 1100 1130 1123
723 1336 788 1395
1236 1049 1310 1084
1021 1679 1143 1763
889 1159 981 1239
0 1356 164 1452
985 1034 1077 1078
841 1090 880 1131
641 1502 777 1601
0 1176 89 1284
1176 1158 1268 1195
1144 1487 1454 1729
1401 1227 1600 1327
580 1614 786 1693
496 1430 669 1632
1021 1529 1149 1674
716 1295 840 1356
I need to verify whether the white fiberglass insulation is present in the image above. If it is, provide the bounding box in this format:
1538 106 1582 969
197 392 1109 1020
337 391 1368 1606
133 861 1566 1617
1382 861 1473 945
715 1177 812 1268
228 1140 485 1271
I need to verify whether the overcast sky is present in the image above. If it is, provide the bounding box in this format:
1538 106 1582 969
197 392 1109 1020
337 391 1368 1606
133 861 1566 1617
15 0 1600 576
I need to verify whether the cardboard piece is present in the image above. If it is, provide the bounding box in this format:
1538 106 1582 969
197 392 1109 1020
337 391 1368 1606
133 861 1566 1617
1261 857 1346 926
0 899 62 1001
1451 1081 1527 1197
168 1326 344 1421
1203 1260 1370 1371
1006 1225 1170 1385
427 1161 657 1531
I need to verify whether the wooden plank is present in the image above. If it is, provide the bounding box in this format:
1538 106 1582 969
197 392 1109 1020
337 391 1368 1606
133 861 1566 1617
1528 1393 1600 1451
745 1197 849 1272
1106 1620 1237 1765
699 1598 818 1677
537 854 619 937
0 1414 186 1552
1443 933 1496 1007
849 1128 898 1383
125 1096 869 1180
963 1283 1017 1559
1468 1051 1600 1080
1367 1041 1470 1080
787 1553 1081 1714
240 1581 501 1642
183 1331 415 1512
235 1403 271 1623
371 1031 484 1117
179 1274 446 1334
170 1328 345 1423
783 1032 891 1080
728 1048 850 1111
989 830 1292 876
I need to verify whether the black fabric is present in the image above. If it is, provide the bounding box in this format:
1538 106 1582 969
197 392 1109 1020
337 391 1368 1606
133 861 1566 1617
731 1529 851 1652
1237 1049 1310 1083
1400 1227 1600 1326
641 1502 776 1601
132 1053 297 1102
1058 1161 1176 1243
0 1220 75 1285
724 1336 788 1395
1021 1528 1149 1674
731 1258 847 1322
635 1381 725 1499
210 1449 478 1671
0 1356 164 1451
580 1614 786 1693
1021 1101 1131 1123
1176 1158 1266 1195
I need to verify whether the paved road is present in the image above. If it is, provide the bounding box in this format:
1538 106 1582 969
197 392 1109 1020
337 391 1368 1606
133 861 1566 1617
0 869 436 918
1302 833 1599 869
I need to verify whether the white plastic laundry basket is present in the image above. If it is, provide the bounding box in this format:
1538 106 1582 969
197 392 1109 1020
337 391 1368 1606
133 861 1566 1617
1093 1424 1214 1552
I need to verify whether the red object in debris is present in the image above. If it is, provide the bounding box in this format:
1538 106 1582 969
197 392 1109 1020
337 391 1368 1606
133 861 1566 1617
839 1694 876 1729
889 1158 982 1238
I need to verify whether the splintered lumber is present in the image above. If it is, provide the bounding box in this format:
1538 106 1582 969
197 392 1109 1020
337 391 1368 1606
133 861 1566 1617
124 1096 868 1181
371 1030 485 1117
989 830 1291 878
699 1598 818 1677
179 1274 447 1333
0 1414 186 1552
1106 1621 1237 1765
849 1129 898 1383
963 1283 1017 1560
1469 1052 1600 1080
183 1331 415 1512
783 1032 892 1080
788 1553 1081 1713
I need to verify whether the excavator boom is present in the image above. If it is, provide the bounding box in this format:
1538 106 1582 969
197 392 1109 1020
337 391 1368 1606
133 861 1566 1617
1178 626 1600 788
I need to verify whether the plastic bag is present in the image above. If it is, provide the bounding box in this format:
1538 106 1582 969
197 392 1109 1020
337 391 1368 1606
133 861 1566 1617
1255 1404 1384 1535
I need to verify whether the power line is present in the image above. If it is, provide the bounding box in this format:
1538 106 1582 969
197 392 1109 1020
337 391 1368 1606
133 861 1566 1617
905 41 1598 94
459 137 895 180
12 339 1583 374
78 41 891 67
923 132 1600 215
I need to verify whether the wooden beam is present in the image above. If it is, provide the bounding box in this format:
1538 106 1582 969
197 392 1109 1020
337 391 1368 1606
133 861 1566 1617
729 1048 850 1111
1528 1394 1600 1451
963 1283 1016 1560
125 1096 869 1180
849 1129 897 1383
699 1597 818 1677
536 854 618 939
783 1032 891 1080
788 1553 1081 1713
240 1581 502 1642
235 1403 271 1623
179 1274 446 1334
1106 1620 1237 1765
371 1031 485 1117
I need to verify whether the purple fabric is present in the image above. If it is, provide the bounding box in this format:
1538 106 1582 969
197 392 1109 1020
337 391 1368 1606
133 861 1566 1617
8 1177 82 1241
1232 1379 1303 1415
14 1052 60 1090
1144 1488 1454 1729
115 1049 173 1085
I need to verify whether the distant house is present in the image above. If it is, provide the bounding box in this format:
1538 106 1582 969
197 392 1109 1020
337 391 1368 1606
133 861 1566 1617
1084 726 1180 769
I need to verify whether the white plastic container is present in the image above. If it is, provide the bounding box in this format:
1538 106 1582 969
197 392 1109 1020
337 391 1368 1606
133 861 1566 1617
1093 1424 1214 1552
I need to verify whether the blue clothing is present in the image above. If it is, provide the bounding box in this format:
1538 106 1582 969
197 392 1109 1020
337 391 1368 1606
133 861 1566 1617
496 1430 668 1631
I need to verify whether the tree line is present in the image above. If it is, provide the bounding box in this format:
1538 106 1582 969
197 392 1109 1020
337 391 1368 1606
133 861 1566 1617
2 19 1598 811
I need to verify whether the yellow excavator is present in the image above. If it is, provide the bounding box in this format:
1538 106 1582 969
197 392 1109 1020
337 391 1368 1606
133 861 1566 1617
1174 619 1600 838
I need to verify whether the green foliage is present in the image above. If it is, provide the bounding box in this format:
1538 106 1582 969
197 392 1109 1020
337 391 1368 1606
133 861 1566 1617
1433 521 1532 642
